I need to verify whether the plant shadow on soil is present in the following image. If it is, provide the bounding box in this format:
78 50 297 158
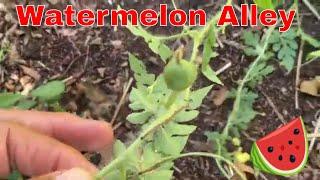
0 0 319 179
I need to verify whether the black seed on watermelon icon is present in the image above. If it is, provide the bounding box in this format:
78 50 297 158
290 155 296 163
251 117 308 177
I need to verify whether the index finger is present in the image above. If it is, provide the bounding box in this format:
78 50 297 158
0 122 98 178
0 109 114 151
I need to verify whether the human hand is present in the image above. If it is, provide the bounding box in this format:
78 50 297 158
0 109 114 180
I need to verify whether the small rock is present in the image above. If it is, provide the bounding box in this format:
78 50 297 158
58 29 78 37
111 40 122 49
97 68 106 77
47 0 60 5
280 87 287 94
91 37 102 45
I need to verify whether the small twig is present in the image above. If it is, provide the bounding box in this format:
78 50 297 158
171 0 178 10
0 68 4 83
302 0 320 20
242 131 256 142
295 40 305 110
295 0 305 110
63 54 86 75
309 110 320 153
173 166 182 174
113 121 123 131
259 173 269 180
216 35 224 49
62 76 74 83
260 90 286 125
216 62 232 75
37 61 52 71
84 46 90 70
301 57 319 67
222 40 244 50
111 78 134 125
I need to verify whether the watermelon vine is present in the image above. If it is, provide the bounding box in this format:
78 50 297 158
206 1 320 178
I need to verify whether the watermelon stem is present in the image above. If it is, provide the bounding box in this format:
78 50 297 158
222 27 276 137
137 152 247 180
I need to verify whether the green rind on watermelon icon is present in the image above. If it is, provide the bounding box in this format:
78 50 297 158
251 117 308 177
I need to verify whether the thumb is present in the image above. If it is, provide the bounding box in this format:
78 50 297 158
30 168 94 180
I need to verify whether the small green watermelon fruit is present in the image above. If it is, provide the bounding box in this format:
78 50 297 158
251 117 308 177
164 59 197 91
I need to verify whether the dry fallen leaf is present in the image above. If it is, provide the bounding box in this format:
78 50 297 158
19 75 32 87
212 86 229 106
8 45 21 63
20 65 41 81
234 162 255 175
76 82 108 103
4 80 15 91
300 78 320 97
21 83 34 96
230 163 255 180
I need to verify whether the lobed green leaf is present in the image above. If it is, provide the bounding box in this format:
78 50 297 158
306 50 320 61
0 93 23 108
16 99 37 110
127 111 153 124
31 81 65 102
254 0 274 9
174 110 199 123
189 85 213 109
165 122 197 136
126 25 172 62
129 54 155 87
142 170 174 180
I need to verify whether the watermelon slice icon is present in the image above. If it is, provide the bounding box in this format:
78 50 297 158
251 117 308 176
